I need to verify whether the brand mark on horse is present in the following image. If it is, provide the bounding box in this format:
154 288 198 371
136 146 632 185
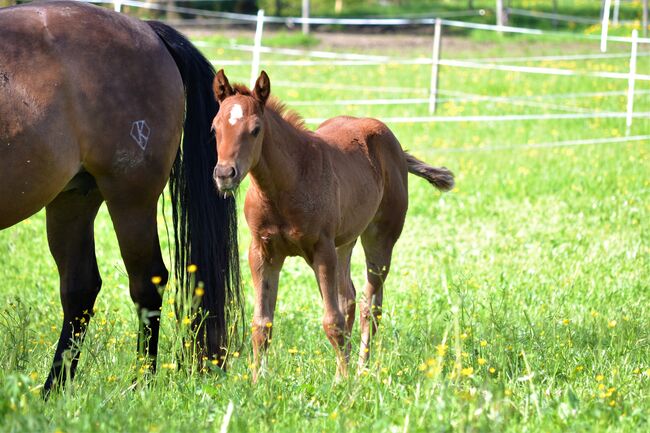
130 120 151 150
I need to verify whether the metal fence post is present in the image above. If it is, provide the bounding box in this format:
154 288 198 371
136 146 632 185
626 30 638 136
600 0 611 52
250 10 265 89
302 0 310 35
429 18 442 114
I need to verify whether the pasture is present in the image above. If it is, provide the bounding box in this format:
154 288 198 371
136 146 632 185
1 22 649 433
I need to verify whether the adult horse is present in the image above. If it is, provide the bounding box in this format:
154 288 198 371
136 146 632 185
0 1 242 393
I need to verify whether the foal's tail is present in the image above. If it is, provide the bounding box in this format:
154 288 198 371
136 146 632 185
404 152 455 192
147 21 243 365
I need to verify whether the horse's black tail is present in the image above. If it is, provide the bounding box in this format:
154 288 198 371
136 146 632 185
147 21 243 365
404 152 455 192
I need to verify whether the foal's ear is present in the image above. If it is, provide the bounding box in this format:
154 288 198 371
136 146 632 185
253 70 271 107
213 69 234 103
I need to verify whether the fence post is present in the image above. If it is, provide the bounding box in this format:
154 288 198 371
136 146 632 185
496 0 503 30
613 0 620 25
302 0 310 35
625 29 638 136
429 18 442 114
250 9 265 89
113 0 122 13
600 0 611 52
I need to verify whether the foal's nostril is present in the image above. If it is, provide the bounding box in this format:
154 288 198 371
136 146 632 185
215 164 237 180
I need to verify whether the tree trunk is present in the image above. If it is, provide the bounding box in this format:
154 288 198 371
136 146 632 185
275 0 282 16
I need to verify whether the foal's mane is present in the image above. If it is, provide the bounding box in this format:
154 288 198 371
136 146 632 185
232 83 309 132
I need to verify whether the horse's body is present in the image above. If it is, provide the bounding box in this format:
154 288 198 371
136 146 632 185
0 2 241 393
211 70 453 378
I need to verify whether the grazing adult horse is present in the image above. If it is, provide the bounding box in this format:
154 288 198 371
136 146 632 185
211 70 454 379
0 2 242 393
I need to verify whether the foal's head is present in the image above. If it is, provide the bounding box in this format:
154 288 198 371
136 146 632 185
211 69 270 193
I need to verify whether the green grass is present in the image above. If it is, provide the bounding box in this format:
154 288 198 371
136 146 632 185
1 29 649 433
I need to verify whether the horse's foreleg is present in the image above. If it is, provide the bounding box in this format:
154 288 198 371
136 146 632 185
43 188 104 395
103 195 168 376
312 238 348 378
249 240 284 382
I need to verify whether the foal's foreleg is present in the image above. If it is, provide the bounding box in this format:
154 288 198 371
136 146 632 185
44 188 103 394
312 239 348 377
249 241 284 382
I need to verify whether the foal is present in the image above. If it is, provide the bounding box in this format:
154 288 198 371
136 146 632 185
212 70 454 379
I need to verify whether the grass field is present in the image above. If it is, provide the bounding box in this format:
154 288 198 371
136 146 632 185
1 23 649 433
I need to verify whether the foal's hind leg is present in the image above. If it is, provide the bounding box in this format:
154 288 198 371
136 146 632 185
99 181 168 374
43 188 104 394
357 218 405 371
312 238 348 377
336 241 357 363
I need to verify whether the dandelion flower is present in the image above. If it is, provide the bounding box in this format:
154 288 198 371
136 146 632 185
151 276 162 285
608 320 617 328
461 366 474 377
187 264 198 273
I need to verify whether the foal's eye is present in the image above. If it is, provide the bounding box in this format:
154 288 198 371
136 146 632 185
251 126 261 137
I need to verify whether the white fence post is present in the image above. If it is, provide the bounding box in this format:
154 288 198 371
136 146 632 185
613 0 620 25
429 18 442 114
496 0 503 30
250 10 265 89
302 0 310 35
601 0 611 52
113 0 122 13
625 29 638 136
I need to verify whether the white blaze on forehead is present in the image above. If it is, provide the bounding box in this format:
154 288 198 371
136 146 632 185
228 104 244 125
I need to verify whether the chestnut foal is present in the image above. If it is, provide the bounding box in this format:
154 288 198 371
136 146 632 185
212 70 454 379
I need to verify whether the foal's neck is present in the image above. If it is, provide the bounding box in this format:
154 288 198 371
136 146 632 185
249 108 312 197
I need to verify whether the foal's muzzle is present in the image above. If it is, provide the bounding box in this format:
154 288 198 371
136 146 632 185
214 163 239 192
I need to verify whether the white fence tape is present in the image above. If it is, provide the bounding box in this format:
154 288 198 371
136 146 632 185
304 112 650 125
83 0 650 44
433 134 650 154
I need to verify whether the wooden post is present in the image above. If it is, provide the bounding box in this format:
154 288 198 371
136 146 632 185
626 30 638 136
113 0 122 12
302 0 310 35
600 0 611 53
250 10 265 89
429 19 442 114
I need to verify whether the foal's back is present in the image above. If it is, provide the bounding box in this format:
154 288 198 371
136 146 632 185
314 116 409 243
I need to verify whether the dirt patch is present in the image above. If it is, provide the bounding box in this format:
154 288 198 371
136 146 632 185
180 25 631 58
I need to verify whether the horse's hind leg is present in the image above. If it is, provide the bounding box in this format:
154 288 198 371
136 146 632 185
99 182 168 373
336 241 357 363
110 202 167 370
43 188 104 394
358 213 406 371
